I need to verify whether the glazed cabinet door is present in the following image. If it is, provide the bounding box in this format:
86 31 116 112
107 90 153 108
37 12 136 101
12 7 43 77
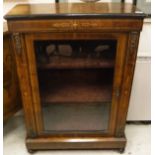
12 32 128 138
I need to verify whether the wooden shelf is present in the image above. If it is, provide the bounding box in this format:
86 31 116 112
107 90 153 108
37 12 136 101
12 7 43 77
37 57 114 69
39 69 113 103
41 82 112 103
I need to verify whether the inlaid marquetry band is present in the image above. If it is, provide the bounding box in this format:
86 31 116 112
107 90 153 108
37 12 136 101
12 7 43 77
52 20 99 30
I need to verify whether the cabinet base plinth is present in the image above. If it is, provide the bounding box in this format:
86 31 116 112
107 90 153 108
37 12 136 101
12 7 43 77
26 136 126 151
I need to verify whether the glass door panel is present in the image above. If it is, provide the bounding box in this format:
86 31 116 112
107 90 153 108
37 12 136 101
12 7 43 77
34 39 117 133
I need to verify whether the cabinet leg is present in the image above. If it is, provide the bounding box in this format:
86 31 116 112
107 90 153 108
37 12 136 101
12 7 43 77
119 148 125 154
28 149 35 154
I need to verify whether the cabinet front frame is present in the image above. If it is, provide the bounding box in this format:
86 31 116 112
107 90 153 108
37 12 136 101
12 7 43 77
19 32 128 138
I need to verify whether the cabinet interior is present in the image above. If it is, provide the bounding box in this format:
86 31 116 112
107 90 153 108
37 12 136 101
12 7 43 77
34 39 117 133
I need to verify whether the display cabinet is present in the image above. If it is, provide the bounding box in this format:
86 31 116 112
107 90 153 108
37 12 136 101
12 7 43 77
4 3 145 153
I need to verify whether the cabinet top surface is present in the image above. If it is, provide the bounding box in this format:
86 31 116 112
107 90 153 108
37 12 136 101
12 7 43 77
4 3 145 20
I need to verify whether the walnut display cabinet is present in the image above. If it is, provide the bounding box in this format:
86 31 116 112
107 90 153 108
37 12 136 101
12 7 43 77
4 3 145 153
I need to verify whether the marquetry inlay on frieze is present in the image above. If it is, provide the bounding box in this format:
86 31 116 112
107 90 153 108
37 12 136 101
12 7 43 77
52 20 99 30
